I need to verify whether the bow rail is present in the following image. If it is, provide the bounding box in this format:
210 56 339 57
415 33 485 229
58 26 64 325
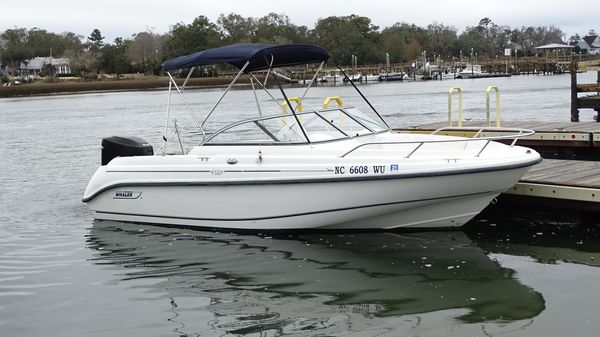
340 127 535 158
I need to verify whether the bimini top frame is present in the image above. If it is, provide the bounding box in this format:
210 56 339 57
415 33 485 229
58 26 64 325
159 43 389 152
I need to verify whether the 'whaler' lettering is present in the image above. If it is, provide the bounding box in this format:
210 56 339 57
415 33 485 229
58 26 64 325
114 191 141 199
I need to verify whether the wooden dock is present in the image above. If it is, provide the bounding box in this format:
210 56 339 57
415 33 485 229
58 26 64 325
504 159 600 211
397 121 600 211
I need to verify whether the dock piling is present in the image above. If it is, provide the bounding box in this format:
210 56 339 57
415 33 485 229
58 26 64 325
571 61 579 122
571 60 600 122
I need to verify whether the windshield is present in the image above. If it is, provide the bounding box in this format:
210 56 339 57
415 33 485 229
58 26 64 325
205 107 387 144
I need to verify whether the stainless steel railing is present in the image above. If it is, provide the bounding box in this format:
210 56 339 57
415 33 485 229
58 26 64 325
340 127 535 158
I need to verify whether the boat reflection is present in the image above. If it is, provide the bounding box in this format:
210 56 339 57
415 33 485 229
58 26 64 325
87 221 544 333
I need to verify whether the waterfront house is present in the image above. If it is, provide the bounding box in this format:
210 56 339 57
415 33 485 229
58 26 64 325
19 57 72 76
575 34 600 55
507 42 524 56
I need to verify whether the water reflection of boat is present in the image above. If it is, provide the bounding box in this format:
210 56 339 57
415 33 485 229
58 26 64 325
88 221 544 335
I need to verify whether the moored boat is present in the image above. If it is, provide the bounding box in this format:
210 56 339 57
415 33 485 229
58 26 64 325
456 64 483 79
83 43 541 230
379 71 408 81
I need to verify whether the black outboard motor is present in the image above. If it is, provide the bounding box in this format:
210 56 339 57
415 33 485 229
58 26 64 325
101 136 154 165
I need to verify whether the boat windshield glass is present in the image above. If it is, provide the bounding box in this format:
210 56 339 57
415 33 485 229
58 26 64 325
206 107 386 144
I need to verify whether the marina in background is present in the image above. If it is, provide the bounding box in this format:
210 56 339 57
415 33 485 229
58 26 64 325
2 54 598 98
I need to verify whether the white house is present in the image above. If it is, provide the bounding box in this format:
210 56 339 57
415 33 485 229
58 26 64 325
576 34 600 55
19 57 72 76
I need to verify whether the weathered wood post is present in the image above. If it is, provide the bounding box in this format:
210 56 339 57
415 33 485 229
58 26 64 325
570 61 579 122
596 70 600 122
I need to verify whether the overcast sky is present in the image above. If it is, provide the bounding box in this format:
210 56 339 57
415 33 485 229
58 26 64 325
2 0 597 42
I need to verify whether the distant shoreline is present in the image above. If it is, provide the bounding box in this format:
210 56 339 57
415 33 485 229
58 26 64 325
0 77 239 98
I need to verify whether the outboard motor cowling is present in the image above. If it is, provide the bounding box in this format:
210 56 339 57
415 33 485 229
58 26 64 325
101 136 154 165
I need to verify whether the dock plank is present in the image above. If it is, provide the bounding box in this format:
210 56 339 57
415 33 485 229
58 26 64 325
521 159 600 188
504 159 600 209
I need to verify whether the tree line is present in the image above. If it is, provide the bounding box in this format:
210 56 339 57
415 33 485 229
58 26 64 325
0 13 571 77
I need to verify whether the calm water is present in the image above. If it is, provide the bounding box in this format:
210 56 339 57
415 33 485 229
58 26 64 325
2 74 600 337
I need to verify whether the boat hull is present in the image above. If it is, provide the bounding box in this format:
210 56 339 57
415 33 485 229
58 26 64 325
87 165 530 230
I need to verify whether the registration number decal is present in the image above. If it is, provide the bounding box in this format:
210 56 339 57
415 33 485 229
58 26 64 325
334 165 387 175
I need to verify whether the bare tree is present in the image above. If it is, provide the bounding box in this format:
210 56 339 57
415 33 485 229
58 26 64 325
127 30 166 74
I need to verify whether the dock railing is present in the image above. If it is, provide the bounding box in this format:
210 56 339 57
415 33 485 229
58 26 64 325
448 86 502 127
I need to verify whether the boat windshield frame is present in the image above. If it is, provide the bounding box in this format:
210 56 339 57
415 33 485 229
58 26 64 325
203 107 389 145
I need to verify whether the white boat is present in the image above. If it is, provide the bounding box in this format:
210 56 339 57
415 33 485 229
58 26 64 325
364 74 381 82
83 44 541 230
343 73 363 83
379 72 408 81
457 64 484 79
434 67 458 80
320 70 344 83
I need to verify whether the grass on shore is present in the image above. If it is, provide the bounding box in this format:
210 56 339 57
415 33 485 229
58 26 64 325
0 77 240 98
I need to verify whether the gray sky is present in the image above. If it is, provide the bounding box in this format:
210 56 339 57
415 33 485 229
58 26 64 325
2 0 597 42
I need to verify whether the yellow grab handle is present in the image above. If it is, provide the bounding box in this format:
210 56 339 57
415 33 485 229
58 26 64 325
322 96 343 109
283 97 302 114
448 87 463 127
485 86 501 127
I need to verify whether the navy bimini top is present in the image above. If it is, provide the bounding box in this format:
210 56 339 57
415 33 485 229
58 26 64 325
162 44 329 72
